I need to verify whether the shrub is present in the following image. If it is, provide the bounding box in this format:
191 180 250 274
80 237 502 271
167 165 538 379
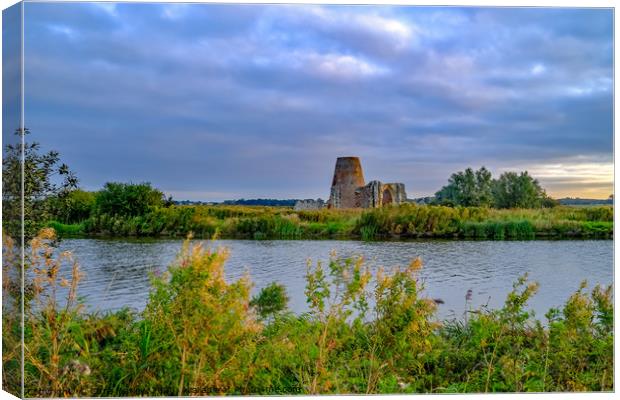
136 240 262 395
49 189 96 224
368 258 439 391
251 283 290 320
95 182 164 217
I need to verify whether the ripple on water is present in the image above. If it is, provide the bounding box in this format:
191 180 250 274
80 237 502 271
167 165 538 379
55 239 613 320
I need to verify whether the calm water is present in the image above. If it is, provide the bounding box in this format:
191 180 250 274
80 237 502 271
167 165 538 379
57 239 613 320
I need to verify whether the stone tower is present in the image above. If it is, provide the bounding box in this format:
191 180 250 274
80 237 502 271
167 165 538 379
327 156 408 209
328 157 366 208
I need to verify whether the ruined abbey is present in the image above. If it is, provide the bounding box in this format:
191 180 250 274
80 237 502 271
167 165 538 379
293 157 407 210
327 157 407 209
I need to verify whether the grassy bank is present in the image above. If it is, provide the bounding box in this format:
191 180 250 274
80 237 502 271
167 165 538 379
47 204 613 240
2 230 613 396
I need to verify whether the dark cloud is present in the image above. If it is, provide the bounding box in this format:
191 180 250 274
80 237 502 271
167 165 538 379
19 4 613 200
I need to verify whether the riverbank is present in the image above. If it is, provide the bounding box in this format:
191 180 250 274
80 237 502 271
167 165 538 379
46 204 613 240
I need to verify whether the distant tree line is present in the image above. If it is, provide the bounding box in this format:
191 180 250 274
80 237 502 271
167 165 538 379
221 199 299 207
558 197 613 206
434 167 558 208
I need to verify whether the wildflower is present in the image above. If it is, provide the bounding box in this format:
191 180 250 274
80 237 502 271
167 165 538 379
38 227 56 241
466 289 473 302
408 257 423 272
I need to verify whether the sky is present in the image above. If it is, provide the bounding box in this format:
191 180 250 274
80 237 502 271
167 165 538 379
10 3 614 201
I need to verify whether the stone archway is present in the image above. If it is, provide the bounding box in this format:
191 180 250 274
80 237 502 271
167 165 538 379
382 187 393 206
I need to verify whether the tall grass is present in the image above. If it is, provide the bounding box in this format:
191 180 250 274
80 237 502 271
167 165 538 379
353 204 610 240
47 204 613 240
3 230 613 396
3 229 88 396
461 220 535 239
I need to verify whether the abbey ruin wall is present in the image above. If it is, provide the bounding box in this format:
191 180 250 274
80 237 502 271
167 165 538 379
327 157 407 209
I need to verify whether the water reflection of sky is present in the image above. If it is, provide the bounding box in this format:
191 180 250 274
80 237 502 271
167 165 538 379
55 239 613 322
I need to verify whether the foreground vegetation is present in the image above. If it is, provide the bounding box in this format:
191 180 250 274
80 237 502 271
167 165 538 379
2 229 613 396
48 197 613 240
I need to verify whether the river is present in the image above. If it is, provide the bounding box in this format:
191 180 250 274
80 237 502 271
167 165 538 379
56 238 613 321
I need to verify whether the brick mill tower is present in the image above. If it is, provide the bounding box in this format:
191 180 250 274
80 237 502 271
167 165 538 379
328 157 366 208
324 156 408 209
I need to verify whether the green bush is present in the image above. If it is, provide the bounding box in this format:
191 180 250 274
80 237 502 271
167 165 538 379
95 182 164 217
250 283 289 320
136 242 261 395
49 189 96 224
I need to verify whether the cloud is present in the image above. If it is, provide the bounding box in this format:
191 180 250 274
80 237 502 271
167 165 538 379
302 51 389 79
20 4 613 200
531 63 546 75
92 3 117 17
161 4 188 20
47 24 79 39
280 5 419 53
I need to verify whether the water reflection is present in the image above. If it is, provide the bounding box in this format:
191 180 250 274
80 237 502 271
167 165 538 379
57 239 613 321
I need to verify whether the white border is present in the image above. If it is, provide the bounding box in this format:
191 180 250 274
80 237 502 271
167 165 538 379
0 1 615 399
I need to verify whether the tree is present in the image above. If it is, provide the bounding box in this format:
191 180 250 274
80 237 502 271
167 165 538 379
49 189 96 224
435 167 494 207
492 171 549 209
2 128 78 241
94 182 164 217
435 167 555 209
475 166 494 206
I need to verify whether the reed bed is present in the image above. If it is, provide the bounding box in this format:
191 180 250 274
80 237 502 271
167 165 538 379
48 204 612 240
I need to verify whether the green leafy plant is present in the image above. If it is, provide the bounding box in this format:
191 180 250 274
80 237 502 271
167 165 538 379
250 283 290 320
136 239 262 395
